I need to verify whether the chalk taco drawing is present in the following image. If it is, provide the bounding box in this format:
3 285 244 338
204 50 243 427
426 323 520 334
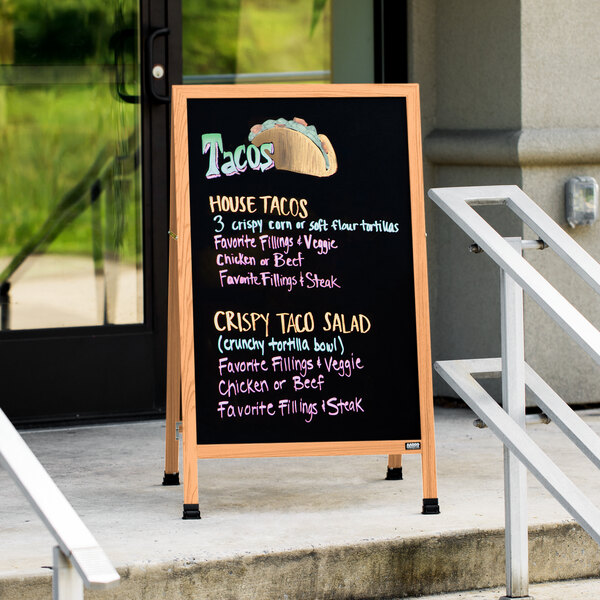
248 117 337 177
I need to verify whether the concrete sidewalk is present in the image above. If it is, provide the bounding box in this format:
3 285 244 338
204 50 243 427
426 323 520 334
1 406 600 599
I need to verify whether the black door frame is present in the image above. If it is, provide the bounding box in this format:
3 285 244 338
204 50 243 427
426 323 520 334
374 0 408 84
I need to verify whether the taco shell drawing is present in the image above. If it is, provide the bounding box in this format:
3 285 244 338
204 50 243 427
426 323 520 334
249 117 337 177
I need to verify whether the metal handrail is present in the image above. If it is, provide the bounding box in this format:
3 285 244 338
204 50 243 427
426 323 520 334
428 185 600 599
0 408 119 599
429 186 600 363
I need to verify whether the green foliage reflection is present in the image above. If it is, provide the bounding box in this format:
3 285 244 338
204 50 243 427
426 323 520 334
0 1 141 263
182 0 331 77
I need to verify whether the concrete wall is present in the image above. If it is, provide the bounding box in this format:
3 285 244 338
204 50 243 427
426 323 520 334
410 0 600 403
519 0 600 404
413 0 524 398
434 0 521 131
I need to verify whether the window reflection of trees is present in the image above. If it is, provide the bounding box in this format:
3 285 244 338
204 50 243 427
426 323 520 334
0 1 143 330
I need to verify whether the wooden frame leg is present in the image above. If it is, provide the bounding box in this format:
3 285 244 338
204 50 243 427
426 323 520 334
163 260 181 484
421 431 440 514
164 156 181 486
386 454 403 480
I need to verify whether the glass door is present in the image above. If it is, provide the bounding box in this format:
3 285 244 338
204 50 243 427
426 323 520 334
179 0 404 86
0 1 142 330
181 0 332 85
0 0 176 425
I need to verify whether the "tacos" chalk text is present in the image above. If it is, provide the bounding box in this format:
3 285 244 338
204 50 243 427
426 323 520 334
202 133 274 179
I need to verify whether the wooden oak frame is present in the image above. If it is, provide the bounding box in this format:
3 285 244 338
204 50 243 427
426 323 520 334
166 84 438 514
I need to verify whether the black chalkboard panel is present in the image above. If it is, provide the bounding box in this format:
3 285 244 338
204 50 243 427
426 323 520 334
171 85 435 479
185 94 418 446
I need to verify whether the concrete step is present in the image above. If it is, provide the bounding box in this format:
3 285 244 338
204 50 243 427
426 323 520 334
405 577 600 600
1 523 599 599
1 523 600 599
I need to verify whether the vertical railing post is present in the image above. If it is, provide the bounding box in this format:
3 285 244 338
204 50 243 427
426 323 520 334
500 237 531 600
52 546 84 600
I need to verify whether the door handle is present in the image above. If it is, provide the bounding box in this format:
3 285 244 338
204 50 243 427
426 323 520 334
110 28 140 104
146 27 171 103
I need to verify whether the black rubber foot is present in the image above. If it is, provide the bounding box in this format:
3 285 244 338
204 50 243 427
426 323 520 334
182 503 201 519
422 497 440 514
385 467 403 480
162 472 180 486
